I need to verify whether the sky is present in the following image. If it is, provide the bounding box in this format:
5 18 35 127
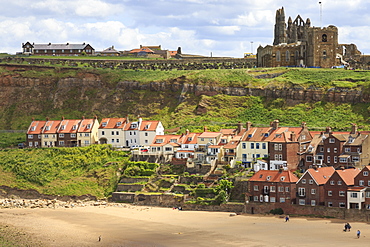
1 0 369 58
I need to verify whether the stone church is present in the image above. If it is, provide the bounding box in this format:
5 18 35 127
257 7 362 68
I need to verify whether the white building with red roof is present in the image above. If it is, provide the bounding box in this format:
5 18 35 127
124 117 164 148
98 118 127 148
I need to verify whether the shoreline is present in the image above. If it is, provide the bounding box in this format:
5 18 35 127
1 204 370 246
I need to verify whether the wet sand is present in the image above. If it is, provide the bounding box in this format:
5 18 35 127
0 205 369 247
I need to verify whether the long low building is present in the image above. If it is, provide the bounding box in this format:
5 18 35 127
22 42 95 56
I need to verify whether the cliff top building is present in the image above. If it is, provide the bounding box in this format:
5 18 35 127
257 7 362 68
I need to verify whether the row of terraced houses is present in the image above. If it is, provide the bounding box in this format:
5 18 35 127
26 117 370 209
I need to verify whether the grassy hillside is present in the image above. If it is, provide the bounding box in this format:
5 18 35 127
0 145 129 198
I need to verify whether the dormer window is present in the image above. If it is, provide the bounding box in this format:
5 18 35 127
348 137 354 143
102 122 107 127
156 139 163 143
248 134 252 138
131 123 137 128
188 137 192 141
45 126 50 131
264 133 269 137
266 176 271 181
117 122 121 127
280 176 285 181
259 174 263 178
145 124 149 129
87 124 91 129
170 139 177 143
72 125 77 130
31 126 36 131
61 125 65 130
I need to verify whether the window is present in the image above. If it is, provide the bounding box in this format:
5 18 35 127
278 186 284 192
266 176 271 181
328 191 332 196
111 131 114 135
302 179 306 184
86 124 91 129
279 144 282 151
322 34 327 42
309 179 313 184
339 202 346 208
274 144 279 151
350 192 358 198
337 181 342 185
84 133 89 137
306 156 313 162
311 200 316 206
364 171 369 176
327 148 330 153
242 143 246 149
262 143 266 149
38 135 41 139
254 185 259 191
280 176 285 181
59 134 64 138
251 143 254 149
59 141 65 146
334 148 337 153
329 138 335 143
116 131 119 135
254 196 258 202
330 180 334 185
28 135 33 139
286 50 290 61
111 139 115 143
285 187 289 192
84 140 90 145
71 133 76 138
299 199 305 205
298 187 305 196
145 133 148 137
43 134 49 138
311 189 316 194
359 180 364 186
345 147 350 153
29 142 33 147
101 131 105 135
276 51 280 61
334 156 337 163
352 156 360 162
256 143 260 149
270 186 276 192
280 197 285 203
270 197 276 203
328 202 333 207
327 156 331 163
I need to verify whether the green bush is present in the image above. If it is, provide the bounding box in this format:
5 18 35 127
269 208 284 215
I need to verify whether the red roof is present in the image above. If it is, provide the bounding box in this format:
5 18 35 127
250 170 298 183
99 118 126 129
305 167 335 185
27 120 47 134
335 168 361 186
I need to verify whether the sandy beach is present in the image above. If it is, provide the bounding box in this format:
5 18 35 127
0 204 370 247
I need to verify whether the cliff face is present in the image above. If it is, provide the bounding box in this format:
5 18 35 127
0 65 367 129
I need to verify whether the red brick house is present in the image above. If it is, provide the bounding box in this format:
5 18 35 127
248 170 298 204
296 166 335 206
323 168 360 208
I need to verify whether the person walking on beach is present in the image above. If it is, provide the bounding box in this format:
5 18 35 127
357 230 361 238
285 215 289 222
98 235 102 242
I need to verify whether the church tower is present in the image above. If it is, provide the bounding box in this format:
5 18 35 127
273 7 287 45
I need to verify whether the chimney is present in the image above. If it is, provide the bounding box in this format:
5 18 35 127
48 42 51 46
62 116 65 120
246 121 252 131
126 115 129 123
291 131 296 141
204 126 208 132
177 47 182 54
301 122 307 129
237 122 243 134
94 115 98 120
186 129 189 135
82 116 85 120
350 123 357 134
272 119 279 130
46 117 49 121
325 127 332 134
31 117 34 121
313 165 318 170
66 42 69 45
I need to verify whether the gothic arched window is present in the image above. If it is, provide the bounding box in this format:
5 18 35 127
322 34 327 42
